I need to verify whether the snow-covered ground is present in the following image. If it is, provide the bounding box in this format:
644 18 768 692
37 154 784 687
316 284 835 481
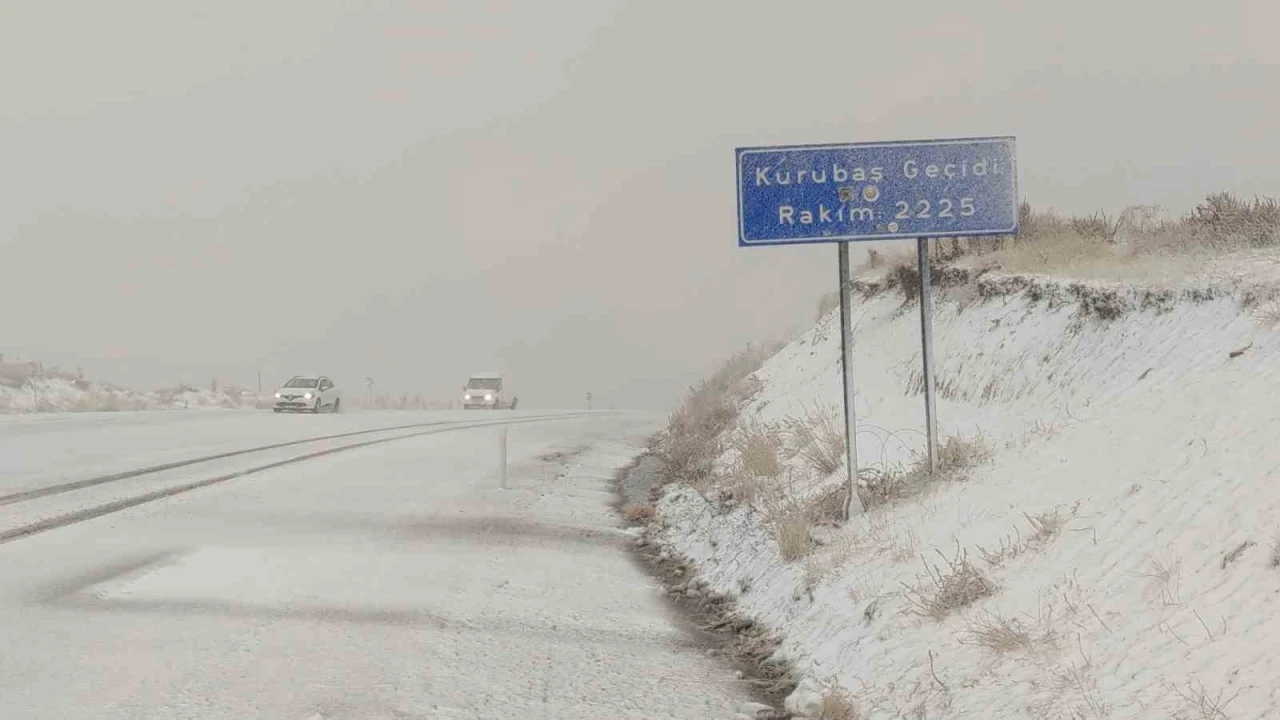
0 411 768 719
0 361 262 413
653 265 1280 718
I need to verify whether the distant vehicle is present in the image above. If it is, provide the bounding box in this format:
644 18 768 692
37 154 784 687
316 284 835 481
272 375 341 413
462 372 517 410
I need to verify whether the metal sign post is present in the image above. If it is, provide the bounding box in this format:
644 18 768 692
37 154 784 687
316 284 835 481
917 238 939 472
837 243 864 519
499 427 509 489
735 136 1018 518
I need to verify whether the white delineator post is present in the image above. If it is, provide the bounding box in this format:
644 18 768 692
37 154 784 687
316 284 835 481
499 427 509 489
917 238 939 473
838 243 865 519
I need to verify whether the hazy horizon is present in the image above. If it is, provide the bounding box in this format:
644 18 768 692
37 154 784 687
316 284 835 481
2 1 1276 409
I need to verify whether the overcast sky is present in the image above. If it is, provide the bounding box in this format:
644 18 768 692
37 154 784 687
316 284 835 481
1 1 1276 409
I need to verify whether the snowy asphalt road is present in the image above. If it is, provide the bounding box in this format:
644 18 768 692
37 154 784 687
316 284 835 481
0 411 751 719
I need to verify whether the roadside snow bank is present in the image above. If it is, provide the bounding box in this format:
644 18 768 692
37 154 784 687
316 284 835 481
0 361 260 413
655 272 1280 718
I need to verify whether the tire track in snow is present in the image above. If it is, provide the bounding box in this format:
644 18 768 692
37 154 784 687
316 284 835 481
0 413 592 507
0 412 609 546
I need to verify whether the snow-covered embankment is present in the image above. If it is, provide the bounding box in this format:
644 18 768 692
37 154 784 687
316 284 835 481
649 267 1280 718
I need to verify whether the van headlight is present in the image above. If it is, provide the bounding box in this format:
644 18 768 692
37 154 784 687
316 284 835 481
485 394 493 401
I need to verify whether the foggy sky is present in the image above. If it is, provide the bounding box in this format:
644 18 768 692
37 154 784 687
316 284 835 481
2 1 1276 409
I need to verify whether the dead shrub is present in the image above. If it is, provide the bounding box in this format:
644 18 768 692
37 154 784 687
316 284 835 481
775 510 812 562
730 420 785 478
785 402 847 478
904 545 997 621
803 535 857 591
860 434 991 510
814 682 859 720
1143 558 1182 606
1026 509 1066 542
807 483 849 525
660 344 780 486
933 192 1280 279
623 503 655 523
765 480 849 562
979 507 1073 568
890 259 922 302
961 610 1056 654
1070 210 1121 243
722 470 763 506
1169 678 1241 720
1191 191 1280 248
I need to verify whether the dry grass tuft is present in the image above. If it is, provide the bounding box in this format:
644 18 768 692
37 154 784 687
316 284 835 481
1144 558 1183 606
730 420 785 478
785 401 847 478
859 192 1280 285
814 681 859 720
1170 678 1242 720
979 507 1073 567
1026 509 1067 542
660 343 781 486
623 503 655 523
864 513 919 563
765 481 850 563
775 509 812 562
904 545 997 621
961 609 1057 654
860 434 992 509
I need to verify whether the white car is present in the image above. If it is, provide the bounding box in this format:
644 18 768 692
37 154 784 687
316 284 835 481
272 375 341 413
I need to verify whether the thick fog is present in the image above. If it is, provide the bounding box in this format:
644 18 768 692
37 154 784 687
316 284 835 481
1 1 1276 409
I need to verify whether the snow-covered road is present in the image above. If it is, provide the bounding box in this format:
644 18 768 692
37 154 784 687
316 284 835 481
0 411 753 719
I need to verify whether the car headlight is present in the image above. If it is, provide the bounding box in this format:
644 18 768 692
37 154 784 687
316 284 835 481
464 394 471 400
485 394 493 400
274 392 281 399
304 392 313 399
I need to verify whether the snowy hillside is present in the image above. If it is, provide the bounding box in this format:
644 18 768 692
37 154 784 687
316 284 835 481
0 361 261 413
648 257 1280 718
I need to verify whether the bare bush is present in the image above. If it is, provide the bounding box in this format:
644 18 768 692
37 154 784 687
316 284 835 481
660 344 780 486
1143 558 1183 606
785 402 847 478
765 480 850 562
961 609 1057 654
775 510 812 562
979 507 1071 567
730 420 785 478
1191 192 1280 248
904 545 996 621
1071 211 1121 243
860 434 991 509
814 681 859 720
928 191 1280 279
1027 508 1066 542
623 504 655 523
721 470 762 506
1170 678 1241 720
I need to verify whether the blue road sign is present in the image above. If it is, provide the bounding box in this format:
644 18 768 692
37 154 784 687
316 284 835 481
736 136 1017 246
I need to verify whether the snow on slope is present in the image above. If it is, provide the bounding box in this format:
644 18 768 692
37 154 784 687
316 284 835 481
655 270 1280 718
0 361 260 413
